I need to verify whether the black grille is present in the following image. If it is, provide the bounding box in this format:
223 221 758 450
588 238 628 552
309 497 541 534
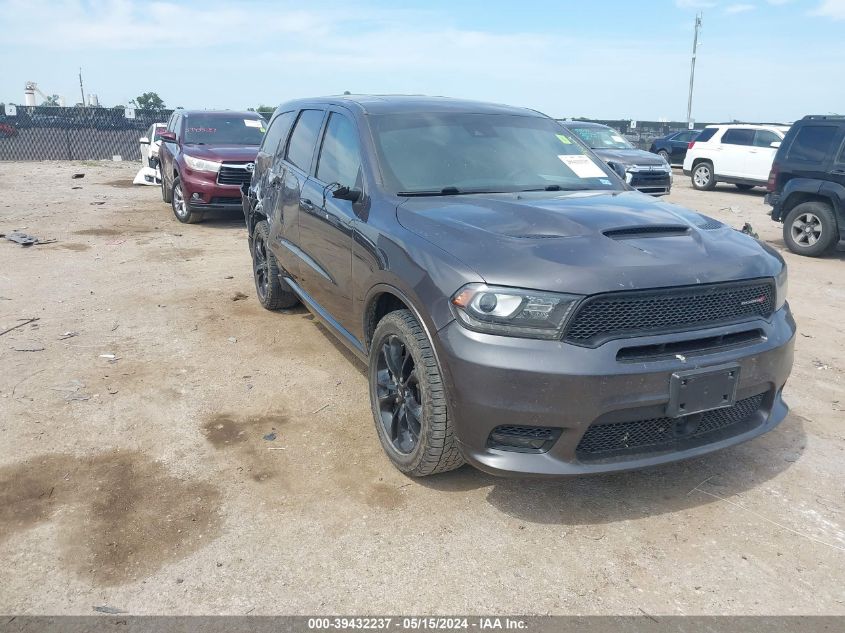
564 280 775 346
217 165 252 186
488 425 561 453
576 393 765 459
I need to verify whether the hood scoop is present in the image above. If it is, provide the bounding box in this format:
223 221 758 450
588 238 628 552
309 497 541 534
603 225 690 240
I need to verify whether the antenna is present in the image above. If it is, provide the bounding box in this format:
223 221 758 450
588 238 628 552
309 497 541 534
686 13 702 125
79 67 85 106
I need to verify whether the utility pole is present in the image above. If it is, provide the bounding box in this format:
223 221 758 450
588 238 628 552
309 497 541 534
686 13 702 125
78 68 85 106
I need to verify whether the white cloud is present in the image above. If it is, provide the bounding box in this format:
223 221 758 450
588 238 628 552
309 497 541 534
812 0 845 19
724 3 756 13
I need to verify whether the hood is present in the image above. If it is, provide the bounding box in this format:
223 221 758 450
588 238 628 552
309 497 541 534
591 148 668 169
397 191 781 296
181 144 259 163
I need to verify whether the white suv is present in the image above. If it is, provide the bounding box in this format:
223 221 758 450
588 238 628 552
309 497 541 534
683 124 790 191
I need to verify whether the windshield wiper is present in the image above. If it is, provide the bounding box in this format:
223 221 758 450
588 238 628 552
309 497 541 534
517 184 594 192
398 186 509 197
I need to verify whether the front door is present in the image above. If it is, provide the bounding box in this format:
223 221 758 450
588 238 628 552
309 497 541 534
747 129 782 181
718 128 755 178
297 110 364 336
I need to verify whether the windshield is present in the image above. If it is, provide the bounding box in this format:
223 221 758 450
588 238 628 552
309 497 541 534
183 115 266 145
370 113 619 195
568 126 633 150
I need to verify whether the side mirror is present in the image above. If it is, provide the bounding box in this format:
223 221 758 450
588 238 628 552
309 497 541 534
608 161 627 180
159 131 177 143
139 137 150 144
770 141 781 149
332 185 362 203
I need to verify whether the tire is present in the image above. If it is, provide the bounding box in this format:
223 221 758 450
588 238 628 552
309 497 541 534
783 201 838 257
161 173 171 203
691 161 716 191
369 310 464 476
171 177 202 224
251 220 298 310
735 184 755 191
657 150 671 164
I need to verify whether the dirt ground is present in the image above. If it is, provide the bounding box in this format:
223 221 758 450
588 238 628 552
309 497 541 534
0 161 843 615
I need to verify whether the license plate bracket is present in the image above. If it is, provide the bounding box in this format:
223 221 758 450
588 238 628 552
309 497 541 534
666 364 740 418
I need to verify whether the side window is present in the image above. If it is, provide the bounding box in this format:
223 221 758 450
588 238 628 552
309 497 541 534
174 115 184 140
316 113 363 187
285 109 325 171
166 113 176 132
721 128 754 146
677 131 694 143
260 110 295 157
786 125 838 164
754 130 781 148
837 138 845 165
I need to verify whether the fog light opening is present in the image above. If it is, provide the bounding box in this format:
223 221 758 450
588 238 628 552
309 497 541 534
487 425 562 454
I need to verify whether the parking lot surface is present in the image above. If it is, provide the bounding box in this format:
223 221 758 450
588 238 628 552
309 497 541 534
1 161 843 615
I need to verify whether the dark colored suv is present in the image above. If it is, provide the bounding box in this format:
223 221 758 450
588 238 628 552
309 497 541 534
158 110 266 223
242 95 794 477
766 115 845 256
649 129 700 165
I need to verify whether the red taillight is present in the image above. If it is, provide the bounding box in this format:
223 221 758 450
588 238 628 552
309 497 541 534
688 141 696 149
767 164 780 192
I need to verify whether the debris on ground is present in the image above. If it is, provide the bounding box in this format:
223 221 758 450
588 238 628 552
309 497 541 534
740 222 759 239
71 173 85 179
227 337 237 344
92 606 127 615
90 201 106 206
813 360 830 370
71 186 82 190
224 275 234 280
232 292 248 301
51 380 91 401
263 432 277 441
5 231 39 246
0 317 39 337
99 353 119 363
58 331 79 340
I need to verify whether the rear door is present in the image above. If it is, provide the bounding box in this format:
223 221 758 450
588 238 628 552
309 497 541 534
269 108 326 285
297 108 364 334
747 129 782 181
718 128 755 178
670 131 694 161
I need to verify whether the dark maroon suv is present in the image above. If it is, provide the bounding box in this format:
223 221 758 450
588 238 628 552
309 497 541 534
158 110 266 223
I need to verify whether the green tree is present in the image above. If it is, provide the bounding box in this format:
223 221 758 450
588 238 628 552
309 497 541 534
255 104 275 117
41 94 60 106
130 92 166 111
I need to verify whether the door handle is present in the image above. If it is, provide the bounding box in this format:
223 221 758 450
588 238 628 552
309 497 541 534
299 198 314 211
831 169 845 175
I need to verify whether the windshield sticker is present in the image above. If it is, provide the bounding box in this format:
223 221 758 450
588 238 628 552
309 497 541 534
611 134 625 143
244 119 262 128
555 133 572 145
188 127 216 133
600 178 611 185
558 154 606 178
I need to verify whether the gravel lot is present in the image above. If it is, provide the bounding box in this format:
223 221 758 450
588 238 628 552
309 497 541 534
1 161 843 615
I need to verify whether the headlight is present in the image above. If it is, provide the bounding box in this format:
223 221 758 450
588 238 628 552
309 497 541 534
451 284 581 339
184 155 222 173
775 264 788 310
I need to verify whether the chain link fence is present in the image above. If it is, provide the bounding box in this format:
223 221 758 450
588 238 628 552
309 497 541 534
0 107 706 161
0 106 174 161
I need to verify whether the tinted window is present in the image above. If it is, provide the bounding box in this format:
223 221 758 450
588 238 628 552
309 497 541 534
174 115 183 139
261 110 295 156
183 114 265 145
371 113 616 194
286 110 325 171
837 139 845 164
316 113 362 187
787 125 838 164
675 131 695 142
696 128 718 143
754 130 781 147
721 129 754 146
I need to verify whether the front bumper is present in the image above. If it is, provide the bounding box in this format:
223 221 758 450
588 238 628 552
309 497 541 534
436 308 795 476
180 165 250 213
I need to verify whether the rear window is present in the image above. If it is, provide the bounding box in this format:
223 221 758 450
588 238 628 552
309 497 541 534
285 110 325 171
786 125 838 164
721 128 754 146
696 128 717 143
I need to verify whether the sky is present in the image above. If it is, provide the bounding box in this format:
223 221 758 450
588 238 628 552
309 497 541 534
0 0 843 122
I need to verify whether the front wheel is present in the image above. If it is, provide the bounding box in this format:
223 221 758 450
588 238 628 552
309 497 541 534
369 310 464 476
691 162 716 191
171 177 202 224
783 201 838 257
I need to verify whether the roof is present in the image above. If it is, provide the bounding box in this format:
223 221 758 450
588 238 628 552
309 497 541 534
277 94 545 117
556 120 610 129
704 123 791 130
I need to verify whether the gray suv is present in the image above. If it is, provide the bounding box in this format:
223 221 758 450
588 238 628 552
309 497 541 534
242 95 795 477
